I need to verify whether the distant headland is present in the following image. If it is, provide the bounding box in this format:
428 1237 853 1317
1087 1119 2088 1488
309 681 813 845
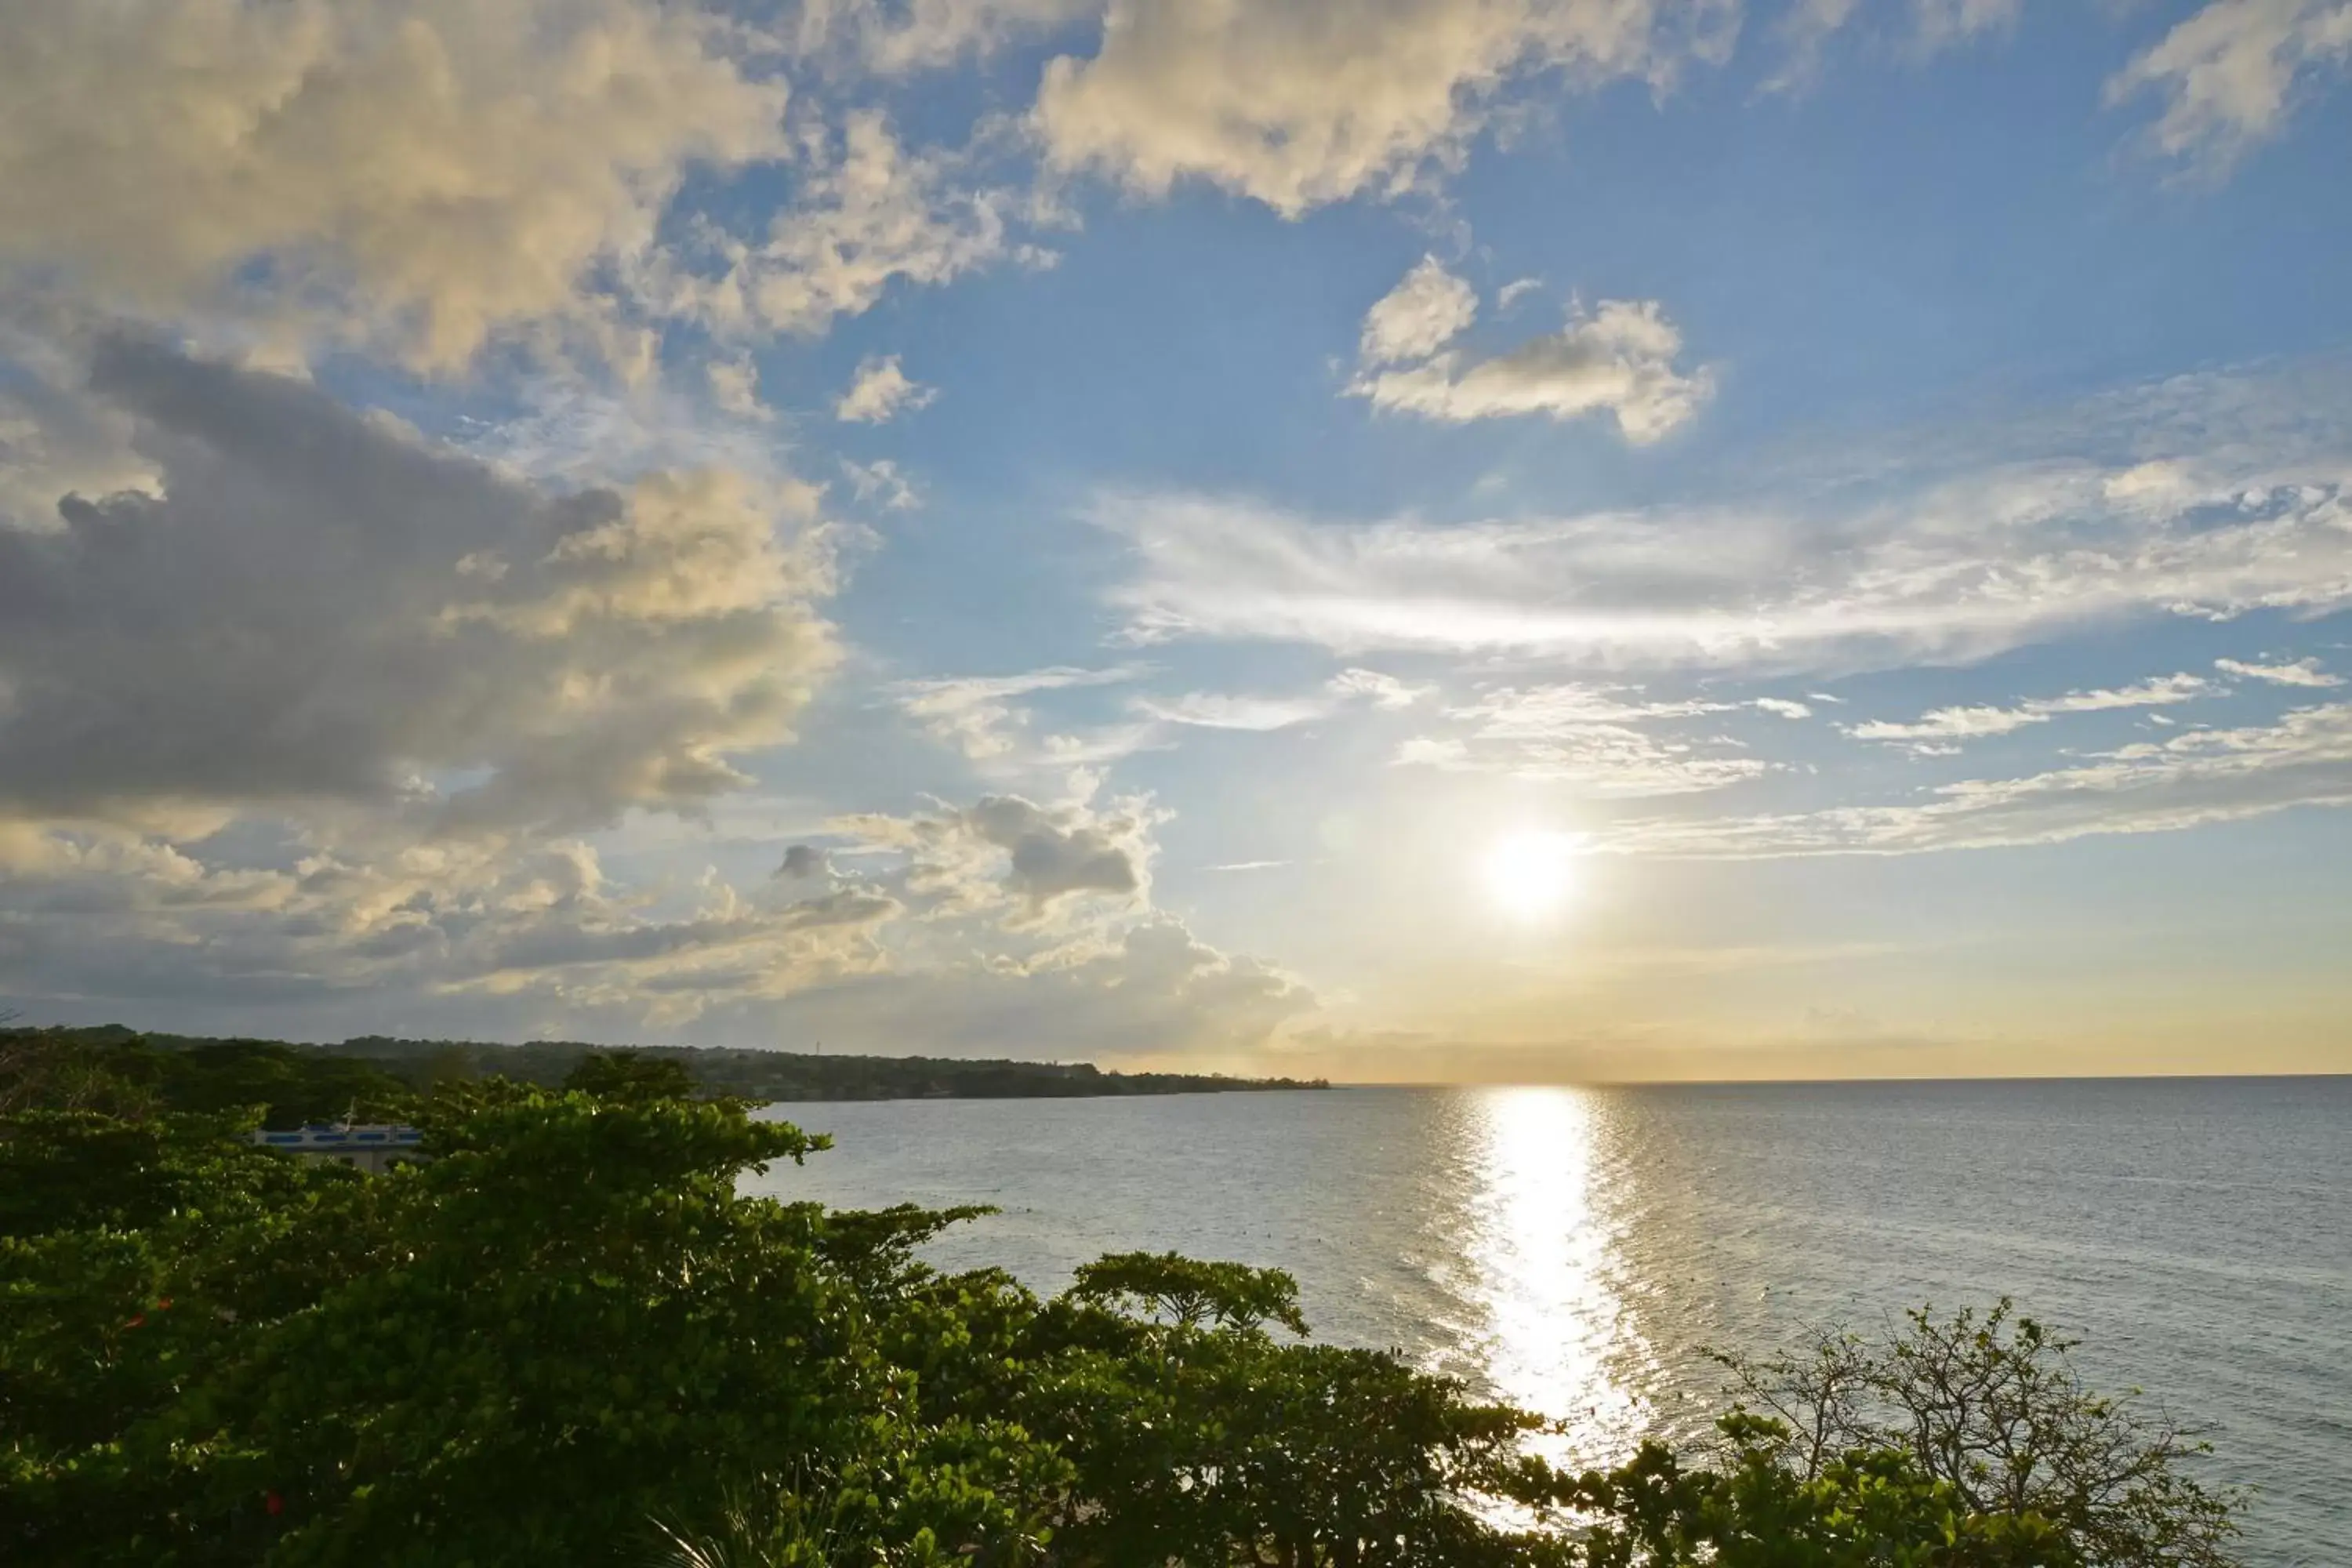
2 1025 1327 1106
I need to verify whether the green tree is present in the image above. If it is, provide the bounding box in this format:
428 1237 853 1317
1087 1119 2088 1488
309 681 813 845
564 1050 699 1102
1704 1301 2243 1566
0 1029 163 1118
1569 1413 2078 1567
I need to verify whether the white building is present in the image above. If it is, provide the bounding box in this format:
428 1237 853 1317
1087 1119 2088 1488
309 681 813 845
251 1123 424 1174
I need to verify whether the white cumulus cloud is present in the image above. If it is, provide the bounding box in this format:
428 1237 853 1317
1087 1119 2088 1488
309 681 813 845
1610 701 2352 856
1031 0 1730 216
1352 283 1712 441
0 0 788 368
836 354 938 423
1359 256 1480 365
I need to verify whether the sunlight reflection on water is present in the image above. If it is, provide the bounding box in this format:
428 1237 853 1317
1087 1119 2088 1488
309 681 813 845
745 1080 2351 1564
1456 1087 1647 1467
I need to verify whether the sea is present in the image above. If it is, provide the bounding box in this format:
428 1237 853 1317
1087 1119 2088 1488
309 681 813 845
742 1077 2351 1566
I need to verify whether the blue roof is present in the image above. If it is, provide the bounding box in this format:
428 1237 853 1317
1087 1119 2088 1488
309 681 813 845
252 1125 423 1150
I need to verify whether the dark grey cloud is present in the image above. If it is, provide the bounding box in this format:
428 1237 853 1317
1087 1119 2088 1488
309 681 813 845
967 795 1143 905
0 338 838 833
833 792 1154 921
775 844 832 880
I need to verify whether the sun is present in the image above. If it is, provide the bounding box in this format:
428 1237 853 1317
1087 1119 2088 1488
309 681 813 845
1481 830 1584 920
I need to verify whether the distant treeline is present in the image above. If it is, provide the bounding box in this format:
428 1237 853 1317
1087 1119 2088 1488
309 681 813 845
0 1025 1325 1127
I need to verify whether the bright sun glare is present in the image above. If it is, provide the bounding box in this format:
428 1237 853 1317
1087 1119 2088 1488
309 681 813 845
1480 830 1583 920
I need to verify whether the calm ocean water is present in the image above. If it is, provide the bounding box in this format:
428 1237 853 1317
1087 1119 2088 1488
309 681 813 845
744 1078 2351 1566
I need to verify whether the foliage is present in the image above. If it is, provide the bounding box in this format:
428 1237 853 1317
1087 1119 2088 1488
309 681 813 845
1708 1301 2244 1566
564 1050 700 1102
0 1083 2245 1568
0 1029 163 1118
1065 1250 1313 1334
3 1023 1328 1102
1568 1410 2082 1567
0 1029 410 1129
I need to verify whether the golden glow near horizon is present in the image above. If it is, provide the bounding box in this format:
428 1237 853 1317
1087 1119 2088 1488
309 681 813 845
1480 829 1585 921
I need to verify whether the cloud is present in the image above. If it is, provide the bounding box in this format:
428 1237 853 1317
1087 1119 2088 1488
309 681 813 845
831 792 1158 922
654 111 1038 339
1911 0 2024 51
1609 701 2352 856
456 884 902 989
0 780 1312 1058
2107 0 2352 172
706 355 769 419
1497 276 1544 310
793 0 1101 74
1847 705 2050 747
1765 0 1865 93
1392 683 1771 794
0 332 160 529
1350 263 1712 441
1134 693 1333 731
0 822 906 1033
1327 667 1432 708
1132 663 1438 733
0 0 787 368
1846 673 2212 753
840 456 923 510
1030 0 1728 216
897 661 1431 771
1767 0 2018 93
776 844 833 880
1359 256 1479 365
2218 655 2343 687
1397 725 1769 794
835 354 938 423
1752 697 1813 719
0 339 840 835
1450 684 1736 730
1092 366 2352 668
891 665 1144 760
732 913 1316 1062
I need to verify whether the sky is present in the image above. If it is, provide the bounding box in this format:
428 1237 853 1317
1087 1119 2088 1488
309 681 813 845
1 0 2349 1080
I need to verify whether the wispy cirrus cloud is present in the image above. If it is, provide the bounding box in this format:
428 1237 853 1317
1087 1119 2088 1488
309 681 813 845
790 0 1101 76
1391 681 1777 795
1608 702 2352 857
889 664 1147 760
1134 692 1336 731
2217 655 2343 687
1135 669 1430 732
1846 673 2212 753
2107 0 2352 174
1092 365 2352 670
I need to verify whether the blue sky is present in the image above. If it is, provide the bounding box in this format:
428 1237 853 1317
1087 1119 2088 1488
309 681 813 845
1 0 2347 1076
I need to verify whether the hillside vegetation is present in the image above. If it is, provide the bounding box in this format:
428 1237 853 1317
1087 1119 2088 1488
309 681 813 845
1 1026 1324 1120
